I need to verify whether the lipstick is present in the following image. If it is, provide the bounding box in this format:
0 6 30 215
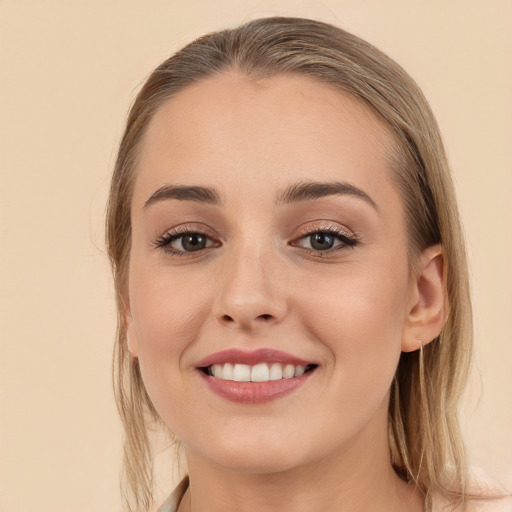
196 348 317 404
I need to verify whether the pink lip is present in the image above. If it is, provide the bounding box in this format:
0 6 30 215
199 371 314 404
195 348 313 368
195 348 317 404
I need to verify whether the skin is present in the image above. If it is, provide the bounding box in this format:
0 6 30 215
126 72 446 512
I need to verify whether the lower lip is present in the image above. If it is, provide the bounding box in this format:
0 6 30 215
199 371 314 404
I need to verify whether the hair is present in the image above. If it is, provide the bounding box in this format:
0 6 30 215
106 17 474 512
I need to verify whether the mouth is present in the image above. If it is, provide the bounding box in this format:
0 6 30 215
200 362 318 382
195 349 318 404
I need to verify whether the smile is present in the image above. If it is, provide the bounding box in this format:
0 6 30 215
206 362 316 382
196 349 318 404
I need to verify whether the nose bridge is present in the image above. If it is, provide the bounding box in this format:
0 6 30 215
214 235 287 329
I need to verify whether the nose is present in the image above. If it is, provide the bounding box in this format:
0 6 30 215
212 244 288 331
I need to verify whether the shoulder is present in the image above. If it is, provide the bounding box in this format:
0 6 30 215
462 497 512 512
465 467 512 512
432 467 512 512
430 496 512 512
431 494 512 512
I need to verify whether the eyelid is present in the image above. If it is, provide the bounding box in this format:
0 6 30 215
152 220 358 257
153 223 221 255
289 220 360 254
293 220 356 240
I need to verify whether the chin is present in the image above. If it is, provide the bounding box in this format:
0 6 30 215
209 448 304 475
190 428 311 475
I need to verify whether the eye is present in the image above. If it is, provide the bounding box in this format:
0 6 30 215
306 232 338 251
154 229 220 255
291 226 358 254
174 233 210 252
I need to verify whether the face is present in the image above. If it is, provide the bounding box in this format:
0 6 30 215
126 72 416 474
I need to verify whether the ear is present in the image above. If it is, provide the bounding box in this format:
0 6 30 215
401 244 447 353
124 298 139 358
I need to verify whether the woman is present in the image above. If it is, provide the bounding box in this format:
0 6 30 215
106 17 510 512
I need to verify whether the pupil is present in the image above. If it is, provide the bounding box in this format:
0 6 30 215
311 233 334 251
182 234 206 251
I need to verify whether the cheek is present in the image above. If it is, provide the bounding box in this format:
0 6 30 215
127 259 211 397
130 257 205 344
291 267 408 446
299 259 409 387
127 266 214 434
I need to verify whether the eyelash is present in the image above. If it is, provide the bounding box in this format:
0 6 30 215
153 224 359 257
291 225 359 256
153 225 219 257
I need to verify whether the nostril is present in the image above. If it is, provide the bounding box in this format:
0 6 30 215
217 312 276 327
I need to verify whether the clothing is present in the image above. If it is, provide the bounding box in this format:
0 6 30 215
157 476 189 512
156 475 512 512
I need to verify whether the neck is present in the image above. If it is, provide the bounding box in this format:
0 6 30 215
178 417 424 512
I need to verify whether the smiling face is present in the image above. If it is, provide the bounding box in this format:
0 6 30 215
126 72 418 474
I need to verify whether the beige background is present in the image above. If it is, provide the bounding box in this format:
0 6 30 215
1 1 510 511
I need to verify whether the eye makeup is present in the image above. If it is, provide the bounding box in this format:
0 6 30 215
152 219 359 260
152 224 221 257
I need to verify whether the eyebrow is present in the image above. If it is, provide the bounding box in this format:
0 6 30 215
143 180 377 211
276 181 378 211
144 184 222 208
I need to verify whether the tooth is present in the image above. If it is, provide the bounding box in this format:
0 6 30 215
251 363 270 382
223 363 234 380
233 364 251 382
210 362 307 381
269 363 283 381
282 364 295 379
294 365 306 377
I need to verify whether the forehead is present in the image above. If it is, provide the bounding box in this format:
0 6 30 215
133 71 398 208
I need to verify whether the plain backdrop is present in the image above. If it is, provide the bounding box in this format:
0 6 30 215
0 1 510 511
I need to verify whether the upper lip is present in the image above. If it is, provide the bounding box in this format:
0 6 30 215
195 348 315 368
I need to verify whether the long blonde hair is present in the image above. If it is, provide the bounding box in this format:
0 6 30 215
106 17 473 511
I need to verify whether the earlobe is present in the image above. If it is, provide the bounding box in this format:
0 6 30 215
401 244 447 353
127 327 138 359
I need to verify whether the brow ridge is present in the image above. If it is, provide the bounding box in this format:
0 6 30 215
276 181 378 210
144 184 221 208
144 180 377 211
